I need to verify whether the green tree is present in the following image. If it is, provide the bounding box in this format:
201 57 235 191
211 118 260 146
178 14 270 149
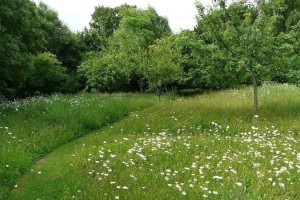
81 6 171 93
147 36 181 97
79 51 131 92
36 3 83 72
119 6 171 47
271 22 300 84
0 0 45 99
175 30 239 94
258 0 300 33
81 4 136 51
27 52 66 94
195 0 276 118
108 6 171 92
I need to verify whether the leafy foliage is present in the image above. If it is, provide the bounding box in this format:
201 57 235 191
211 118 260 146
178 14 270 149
147 36 181 96
0 0 45 99
0 0 299 100
27 52 66 94
80 6 171 93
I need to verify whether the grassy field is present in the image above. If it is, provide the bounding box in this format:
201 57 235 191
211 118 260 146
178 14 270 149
4 84 300 199
0 93 161 199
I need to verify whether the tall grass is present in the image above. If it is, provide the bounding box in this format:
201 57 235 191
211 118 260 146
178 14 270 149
0 92 159 199
10 84 300 199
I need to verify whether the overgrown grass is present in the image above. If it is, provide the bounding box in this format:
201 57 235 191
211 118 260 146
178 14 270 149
8 84 300 199
0 92 160 199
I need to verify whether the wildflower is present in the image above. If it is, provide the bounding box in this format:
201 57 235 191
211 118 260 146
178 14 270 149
268 178 273 182
213 176 223 180
297 153 300 161
278 183 285 187
235 182 243 186
252 162 261 168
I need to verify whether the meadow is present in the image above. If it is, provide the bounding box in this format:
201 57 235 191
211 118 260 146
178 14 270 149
3 84 300 199
0 93 160 199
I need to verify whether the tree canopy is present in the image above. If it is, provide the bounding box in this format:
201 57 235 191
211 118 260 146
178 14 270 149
0 0 299 105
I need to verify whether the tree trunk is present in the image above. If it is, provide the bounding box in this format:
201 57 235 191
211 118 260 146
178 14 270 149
157 87 161 101
138 77 143 93
249 70 258 120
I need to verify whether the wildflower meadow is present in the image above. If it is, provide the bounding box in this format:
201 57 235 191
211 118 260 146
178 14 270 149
6 84 300 199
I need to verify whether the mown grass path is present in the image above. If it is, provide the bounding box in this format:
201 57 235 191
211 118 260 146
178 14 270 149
10 130 121 199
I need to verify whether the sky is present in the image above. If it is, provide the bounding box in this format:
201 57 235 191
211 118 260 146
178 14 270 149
32 0 212 33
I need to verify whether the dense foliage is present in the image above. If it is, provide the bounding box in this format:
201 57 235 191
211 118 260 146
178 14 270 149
79 0 299 98
0 0 299 100
0 0 83 99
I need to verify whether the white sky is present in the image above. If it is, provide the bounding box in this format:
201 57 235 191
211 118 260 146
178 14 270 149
32 0 212 33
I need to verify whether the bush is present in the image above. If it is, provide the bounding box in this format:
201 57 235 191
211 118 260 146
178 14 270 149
27 52 67 94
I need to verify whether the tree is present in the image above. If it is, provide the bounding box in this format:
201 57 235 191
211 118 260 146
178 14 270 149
81 6 171 93
0 1 85 99
195 0 276 118
119 6 171 47
271 21 300 84
0 0 45 99
81 4 136 51
175 30 239 94
147 36 182 98
27 52 66 94
258 0 300 33
36 3 83 72
107 6 171 92
79 51 131 92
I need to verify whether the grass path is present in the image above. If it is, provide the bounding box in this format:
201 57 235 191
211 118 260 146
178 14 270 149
10 130 120 199
9 85 300 199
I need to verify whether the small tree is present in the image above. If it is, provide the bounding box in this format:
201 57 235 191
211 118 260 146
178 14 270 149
27 52 66 94
79 51 131 92
147 36 182 98
196 0 276 119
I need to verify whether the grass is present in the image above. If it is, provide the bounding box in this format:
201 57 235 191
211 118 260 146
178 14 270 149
6 84 300 199
0 92 161 199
